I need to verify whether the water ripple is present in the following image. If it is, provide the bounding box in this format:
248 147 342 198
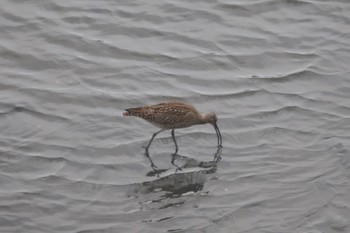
1 0 350 232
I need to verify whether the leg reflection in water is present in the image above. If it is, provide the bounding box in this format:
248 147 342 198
213 146 222 163
146 146 223 176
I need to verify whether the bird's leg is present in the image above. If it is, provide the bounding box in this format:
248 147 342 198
145 129 163 156
213 146 222 163
171 129 178 154
170 129 182 171
144 129 163 170
171 153 182 171
147 155 158 171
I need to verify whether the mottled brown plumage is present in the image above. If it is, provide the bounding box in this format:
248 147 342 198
123 101 222 162
123 102 204 129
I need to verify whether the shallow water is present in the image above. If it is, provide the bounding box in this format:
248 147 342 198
1 0 350 232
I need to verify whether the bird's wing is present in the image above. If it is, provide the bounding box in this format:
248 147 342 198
142 102 201 128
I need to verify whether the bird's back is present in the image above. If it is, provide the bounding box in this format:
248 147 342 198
123 101 203 129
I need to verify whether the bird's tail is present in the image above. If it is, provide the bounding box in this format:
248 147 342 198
123 107 143 117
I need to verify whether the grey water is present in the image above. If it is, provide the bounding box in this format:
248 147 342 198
1 0 350 232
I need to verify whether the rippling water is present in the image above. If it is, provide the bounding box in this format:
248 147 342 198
1 0 350 232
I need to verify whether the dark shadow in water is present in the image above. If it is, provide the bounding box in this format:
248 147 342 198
145 166 216 197
129 164 217 200
127 163 217 211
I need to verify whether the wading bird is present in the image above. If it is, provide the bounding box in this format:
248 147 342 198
123 101 222 168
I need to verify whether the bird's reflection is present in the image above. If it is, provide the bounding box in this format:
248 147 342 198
126 147 223 210
146 146 223 177
213 145 222 163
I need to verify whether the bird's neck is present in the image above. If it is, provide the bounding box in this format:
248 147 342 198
200 115 209 124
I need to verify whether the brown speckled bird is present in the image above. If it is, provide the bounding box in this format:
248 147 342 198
123 101 222 158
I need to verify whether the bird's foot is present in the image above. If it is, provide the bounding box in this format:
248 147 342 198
214 156 222 163
147 167 166 177
171 153 182 171
151 163 159 170
144 150 150 157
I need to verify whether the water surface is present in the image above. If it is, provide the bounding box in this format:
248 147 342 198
1 0 350 232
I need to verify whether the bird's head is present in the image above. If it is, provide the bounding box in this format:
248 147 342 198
203 112 222 147
203 112 218 125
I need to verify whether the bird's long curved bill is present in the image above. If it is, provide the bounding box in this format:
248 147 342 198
213 123 222 147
